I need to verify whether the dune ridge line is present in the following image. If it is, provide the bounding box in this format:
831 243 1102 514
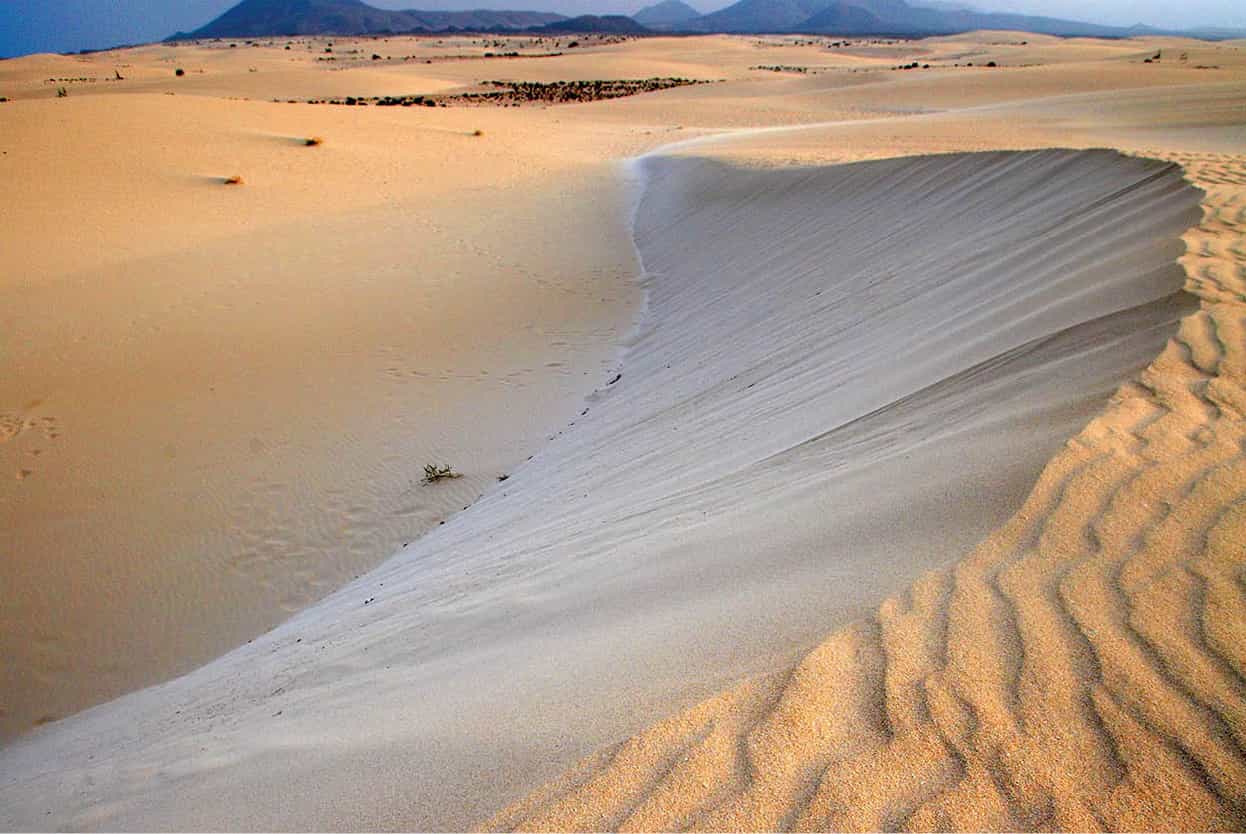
483 149 1246 831
0 146 1222 832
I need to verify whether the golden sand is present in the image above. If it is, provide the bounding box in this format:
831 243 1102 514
485 153 1246 832
1 31 1244 831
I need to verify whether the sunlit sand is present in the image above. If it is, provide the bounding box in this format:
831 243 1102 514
1 31 1244 831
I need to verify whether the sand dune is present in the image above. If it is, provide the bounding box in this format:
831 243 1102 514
0 90 642 741
486 152 1246 831
0 145 1209 830
2 30 1244 832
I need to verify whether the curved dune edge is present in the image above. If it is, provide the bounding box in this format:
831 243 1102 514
483 151 1246 832
0 149 1211 832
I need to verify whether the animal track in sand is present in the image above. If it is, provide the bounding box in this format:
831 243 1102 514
0 413 24 444
35 416 61 441
1 411 62 481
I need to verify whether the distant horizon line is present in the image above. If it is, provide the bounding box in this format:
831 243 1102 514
3 0 1244 61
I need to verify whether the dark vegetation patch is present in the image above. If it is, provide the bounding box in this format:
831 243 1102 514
752 64 813 73
300 77 710 107
423 463 461 483
452 77 710 104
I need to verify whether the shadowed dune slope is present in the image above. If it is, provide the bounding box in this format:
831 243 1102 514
0 149 1206 831
486 152 1246 831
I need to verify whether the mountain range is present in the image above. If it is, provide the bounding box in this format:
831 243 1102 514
170 0 1245 41
685 0 1147 36
170 0 564 39
632 0 702 30
541 14 651 32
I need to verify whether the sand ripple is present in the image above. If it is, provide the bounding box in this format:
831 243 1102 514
0 148 1220 833
485 153 1246 831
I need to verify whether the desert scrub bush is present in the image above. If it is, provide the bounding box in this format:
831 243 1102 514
305 136 323 146
175 68 185 76
56 86 68 97
472 129 484 137
223 174 244 185
423 463 461 483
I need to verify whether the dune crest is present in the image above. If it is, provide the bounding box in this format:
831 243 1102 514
0 146 1209 832
484 151 1246 831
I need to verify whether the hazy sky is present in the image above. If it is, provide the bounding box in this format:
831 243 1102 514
2 0 1243 58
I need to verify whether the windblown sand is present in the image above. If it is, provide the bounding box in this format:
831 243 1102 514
0 31 1244 831
486 149 1246 832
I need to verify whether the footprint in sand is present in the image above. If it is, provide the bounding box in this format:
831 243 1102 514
3 411 62 481
0 413 23 444
37 416 61 440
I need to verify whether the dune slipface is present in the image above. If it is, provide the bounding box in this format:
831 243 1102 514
0 149 1207 831
487 152 1246 831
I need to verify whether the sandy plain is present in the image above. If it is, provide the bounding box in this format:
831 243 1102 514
0 29 1244 831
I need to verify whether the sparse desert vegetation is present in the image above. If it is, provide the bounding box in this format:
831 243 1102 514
369 94 439 107
422 463 461 483
3 23 1245 834
299 77 711 109
455 77 711 105
752 64 812 73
